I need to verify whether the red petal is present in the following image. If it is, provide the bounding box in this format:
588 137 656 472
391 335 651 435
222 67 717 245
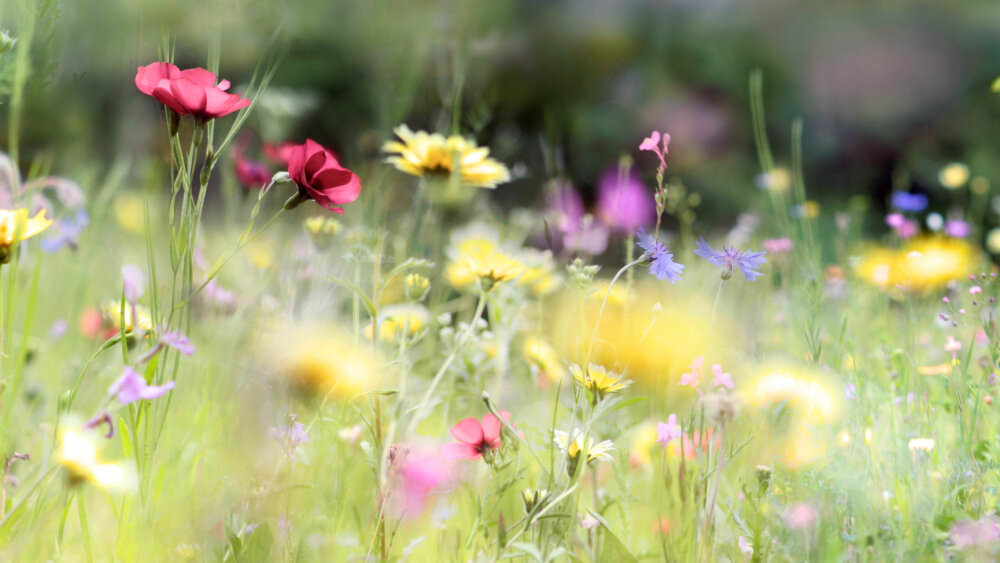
285 143 309 185
151 85 187 115
481 414 502 444
169 79 207 114
303 147 328 181
449 417 484 445
135 62 180 95
204 89 250 119
179 67 219 87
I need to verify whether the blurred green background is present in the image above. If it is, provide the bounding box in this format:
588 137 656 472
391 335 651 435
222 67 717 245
4 0 1000 227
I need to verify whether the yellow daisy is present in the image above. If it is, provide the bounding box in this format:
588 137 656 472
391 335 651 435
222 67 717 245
58 424 136 492
571 363 630 401
364 304 430 341
0 208 51 261
383 125 510 202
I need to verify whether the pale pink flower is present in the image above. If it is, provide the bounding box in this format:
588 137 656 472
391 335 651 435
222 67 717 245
762 237 793 254
970 286 983 295
396 450 455 517
656 414 682 446
738 535 753 559
639 130 671 170
579 513 599 530
712 364 733 389
679 356 704 388
945 335 962 354
783 503 818 530
108 367 174 404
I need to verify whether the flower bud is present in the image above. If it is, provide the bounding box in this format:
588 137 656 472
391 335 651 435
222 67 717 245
405 273 430 301
755 465 772 496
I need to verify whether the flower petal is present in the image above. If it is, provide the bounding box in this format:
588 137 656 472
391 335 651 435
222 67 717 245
449 417 484 445
441 442 481 460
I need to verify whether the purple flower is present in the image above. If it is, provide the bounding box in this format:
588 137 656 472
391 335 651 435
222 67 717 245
121 265 145 305
545 184 609 255
271 416 310 462
693 237 767 281
40 210 88 253
159 329 195 356
637 230 684 283
596 168 655 234
657 414 683 446
890 191 928 212
108 367 175 404
945 219 970 238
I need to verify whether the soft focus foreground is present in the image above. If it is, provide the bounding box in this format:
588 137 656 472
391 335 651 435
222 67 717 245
1 1 1000 562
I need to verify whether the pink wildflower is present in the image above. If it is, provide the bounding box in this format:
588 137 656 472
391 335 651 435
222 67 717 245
442 411 511 461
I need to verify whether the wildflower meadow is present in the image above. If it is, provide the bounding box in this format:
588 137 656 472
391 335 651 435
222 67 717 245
3 1 1000 561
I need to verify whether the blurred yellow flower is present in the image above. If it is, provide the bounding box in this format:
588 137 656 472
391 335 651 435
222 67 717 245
58 424 136 492
404 273 430 301
908 438 934 452
628 421 659 468
516 249 560 296
987 228 1000 253
113 194 145 234
364 304 430 341
270 324 380 399
854 238 977 291
523 334 567 383
100 300 153 334
546 282 724 384
758 167 791 192
741 365 842 468
939 162 970 189
0 208 51 252
383 125 510 203
445 225 523 290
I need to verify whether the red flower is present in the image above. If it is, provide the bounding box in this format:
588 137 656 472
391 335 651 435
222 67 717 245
234 154 273 189
285 139 362 214
263 141 299 167
441 411 511 460
135 62 250 121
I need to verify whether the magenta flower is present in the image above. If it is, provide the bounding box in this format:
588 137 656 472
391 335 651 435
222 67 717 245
679 356 704 388
637 229 684 283
596 168 655 234
711 364 733 389
639 130 671 170
441 411 511 461
545 184 609 255
693 237 767 281
657 414 683 446
234 153 273 189
108 367 175 404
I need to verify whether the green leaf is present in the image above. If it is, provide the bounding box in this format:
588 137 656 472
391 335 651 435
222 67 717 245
328 275 376 319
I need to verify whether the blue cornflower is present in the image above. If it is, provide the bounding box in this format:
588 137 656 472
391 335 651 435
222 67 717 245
694 237 767 281
890 191 928 213
40 209 88 253
636 230 684 283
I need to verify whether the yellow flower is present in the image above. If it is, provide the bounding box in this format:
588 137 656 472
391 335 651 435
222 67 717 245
445 225 523 290
758 167 791 191
516 249 560 296
523 335 567 383
908 437 935 452
741 365 842 468
404 273 430 301
554 430 615 464
854 238 977 291
628 421 659 468
100 300 153 334
939 162 970 189
0 208 51 260
270 324 380 399
571 363 630 400
58 424 136 492
988 228 1000 254
113 194 145 234
383 124 510 203
364 304 430 341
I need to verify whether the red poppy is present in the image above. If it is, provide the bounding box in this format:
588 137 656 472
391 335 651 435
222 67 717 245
285 139 362 214
135 62 250 121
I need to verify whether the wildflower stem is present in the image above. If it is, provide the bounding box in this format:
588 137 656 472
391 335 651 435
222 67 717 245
585 258 644 365
407 288 488 434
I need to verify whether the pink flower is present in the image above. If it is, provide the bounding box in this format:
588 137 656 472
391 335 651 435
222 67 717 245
135 62 250 121
885 213 905 229
679 356 704 388
108 367 175 404
596 168 655 234
442 411 511 461
639 130 671 170
783 503 818 530
950 517 1000 549
945 335 962 354
234 154 273 189
711 364 733 389
121 265 145 305
657 414 683 446
970 285 983 295
264 141 299 167
396 451 455 517
945 219 970 239
762 237 793 254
